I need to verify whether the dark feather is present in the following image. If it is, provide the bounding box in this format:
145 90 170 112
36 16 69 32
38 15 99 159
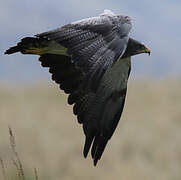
93 135 108 166
83 129 96 158
5 11 133 166
5 37 49 55
38 54 83 94
37 20 129 94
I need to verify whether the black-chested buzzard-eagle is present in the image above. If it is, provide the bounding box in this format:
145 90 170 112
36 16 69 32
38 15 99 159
5 9 150 166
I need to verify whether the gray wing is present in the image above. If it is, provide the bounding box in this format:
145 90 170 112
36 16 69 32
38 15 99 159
37 10 132 91
5 10 132 166
37 10 132 165
38 53 131 166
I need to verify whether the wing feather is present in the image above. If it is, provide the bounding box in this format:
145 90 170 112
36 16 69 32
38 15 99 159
37 11 132 91
8 10 132 166
82 57 131 165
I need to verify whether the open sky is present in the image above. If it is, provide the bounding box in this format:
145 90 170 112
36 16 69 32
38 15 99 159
1 0 181 84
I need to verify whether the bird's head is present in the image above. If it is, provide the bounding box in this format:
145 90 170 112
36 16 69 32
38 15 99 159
135 42 150 55
123 38 151 58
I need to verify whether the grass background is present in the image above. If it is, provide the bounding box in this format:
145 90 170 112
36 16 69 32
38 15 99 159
0 80 181 180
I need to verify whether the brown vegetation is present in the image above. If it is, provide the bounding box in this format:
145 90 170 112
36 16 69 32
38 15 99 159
0 80 181 180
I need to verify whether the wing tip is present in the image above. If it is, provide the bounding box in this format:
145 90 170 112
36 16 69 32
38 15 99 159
91 134 109 166
4 46 21 55
93 159 99 166
83 133 95 159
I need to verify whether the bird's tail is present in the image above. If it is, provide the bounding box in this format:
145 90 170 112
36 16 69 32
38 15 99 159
5 37 49 55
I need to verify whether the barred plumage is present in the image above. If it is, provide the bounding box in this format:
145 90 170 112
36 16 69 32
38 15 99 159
5 9 150 166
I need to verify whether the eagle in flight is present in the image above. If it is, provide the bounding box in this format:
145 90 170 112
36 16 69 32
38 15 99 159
5 10 150 166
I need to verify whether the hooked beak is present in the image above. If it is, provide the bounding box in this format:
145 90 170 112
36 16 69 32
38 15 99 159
145 47 151 55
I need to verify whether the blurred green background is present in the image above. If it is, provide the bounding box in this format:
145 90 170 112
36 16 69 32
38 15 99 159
1 0 181 179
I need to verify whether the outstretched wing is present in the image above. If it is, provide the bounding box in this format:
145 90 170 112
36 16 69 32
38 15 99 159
37 9 132 91
5 10 132 166
39 53 131 166
37 11 132 165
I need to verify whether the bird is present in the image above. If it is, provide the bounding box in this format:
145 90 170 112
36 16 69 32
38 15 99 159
5 9 150 166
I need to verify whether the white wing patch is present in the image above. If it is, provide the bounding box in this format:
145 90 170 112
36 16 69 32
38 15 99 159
71 9 116 26
100 9 115 16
